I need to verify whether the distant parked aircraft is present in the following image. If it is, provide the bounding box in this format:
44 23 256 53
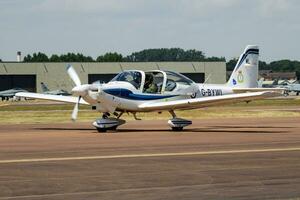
260 79 300 96
281 81 300 96
41 82 70 96
0 88 28 101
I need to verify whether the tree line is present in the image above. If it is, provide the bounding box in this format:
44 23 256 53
22 48 225 63
1 48 299 76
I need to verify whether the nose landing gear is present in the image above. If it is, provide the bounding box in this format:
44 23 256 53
92 118 126 132
93 112 125 132
168 110 192 131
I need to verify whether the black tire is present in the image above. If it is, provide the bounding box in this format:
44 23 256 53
172 127 183 131
297 92 299 96
97 128 107 133
109 126 118 131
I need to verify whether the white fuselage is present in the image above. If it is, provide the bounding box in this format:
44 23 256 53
82 81 235 113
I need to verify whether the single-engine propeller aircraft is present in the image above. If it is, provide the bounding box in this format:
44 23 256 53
16 45 283 132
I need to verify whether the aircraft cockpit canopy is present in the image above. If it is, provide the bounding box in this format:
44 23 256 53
110 70 194 93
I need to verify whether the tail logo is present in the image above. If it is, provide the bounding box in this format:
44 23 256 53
232 79 237 85
237 71 244 83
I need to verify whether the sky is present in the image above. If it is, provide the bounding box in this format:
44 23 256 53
0 0 299 62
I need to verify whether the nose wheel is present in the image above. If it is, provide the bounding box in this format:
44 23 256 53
171 127 184 131
96 126 118 133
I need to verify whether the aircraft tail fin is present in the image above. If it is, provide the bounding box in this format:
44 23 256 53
40 82 49 92
227 45 259 88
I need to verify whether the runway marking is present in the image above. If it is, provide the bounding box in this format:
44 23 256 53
1 147 300 164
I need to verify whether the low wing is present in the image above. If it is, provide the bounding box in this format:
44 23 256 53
139 91 280 111
16 92 89 105
232 88 285 93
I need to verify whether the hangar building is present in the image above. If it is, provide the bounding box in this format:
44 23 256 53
0 62 226 93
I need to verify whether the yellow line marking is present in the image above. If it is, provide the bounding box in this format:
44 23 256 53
1 147 300 164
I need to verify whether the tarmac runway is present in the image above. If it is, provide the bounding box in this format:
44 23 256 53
0 117 300 200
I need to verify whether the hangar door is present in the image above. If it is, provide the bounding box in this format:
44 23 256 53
182 73 205 83
0 75 36 92
88 74 117 84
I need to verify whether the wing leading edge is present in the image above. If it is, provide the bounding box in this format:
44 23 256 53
139 91 281 111
16 92 89 105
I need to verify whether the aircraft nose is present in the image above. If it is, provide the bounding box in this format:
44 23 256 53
71 85 89 96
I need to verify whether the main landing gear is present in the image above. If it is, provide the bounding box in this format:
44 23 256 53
168 110 192 131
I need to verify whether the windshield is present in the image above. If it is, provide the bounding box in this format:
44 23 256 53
110 71 142 89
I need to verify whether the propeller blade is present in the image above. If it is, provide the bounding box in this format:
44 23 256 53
71 96 81 121
67 64 81 86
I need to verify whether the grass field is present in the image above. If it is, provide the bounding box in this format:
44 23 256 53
0 98 300 124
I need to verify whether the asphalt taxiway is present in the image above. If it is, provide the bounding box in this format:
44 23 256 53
0 117 300 199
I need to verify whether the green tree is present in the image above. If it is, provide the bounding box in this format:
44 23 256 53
23 52 49 62
49 54 61 62
96 52 123 62
205 56 226 62
24 52 95 62
23 54 32 62
266 60 300 79
124 48 224 62
126 48 208 62
226 58 238 71
259 61 268 70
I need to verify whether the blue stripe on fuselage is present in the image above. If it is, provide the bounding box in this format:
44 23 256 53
103 88 178 100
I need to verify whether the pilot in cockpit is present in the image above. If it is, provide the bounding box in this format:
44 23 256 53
143 74 158 93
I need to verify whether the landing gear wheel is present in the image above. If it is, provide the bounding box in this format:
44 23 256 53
97 128 107 133
110 126 118 131
93 117 126 133
172 127 183 131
